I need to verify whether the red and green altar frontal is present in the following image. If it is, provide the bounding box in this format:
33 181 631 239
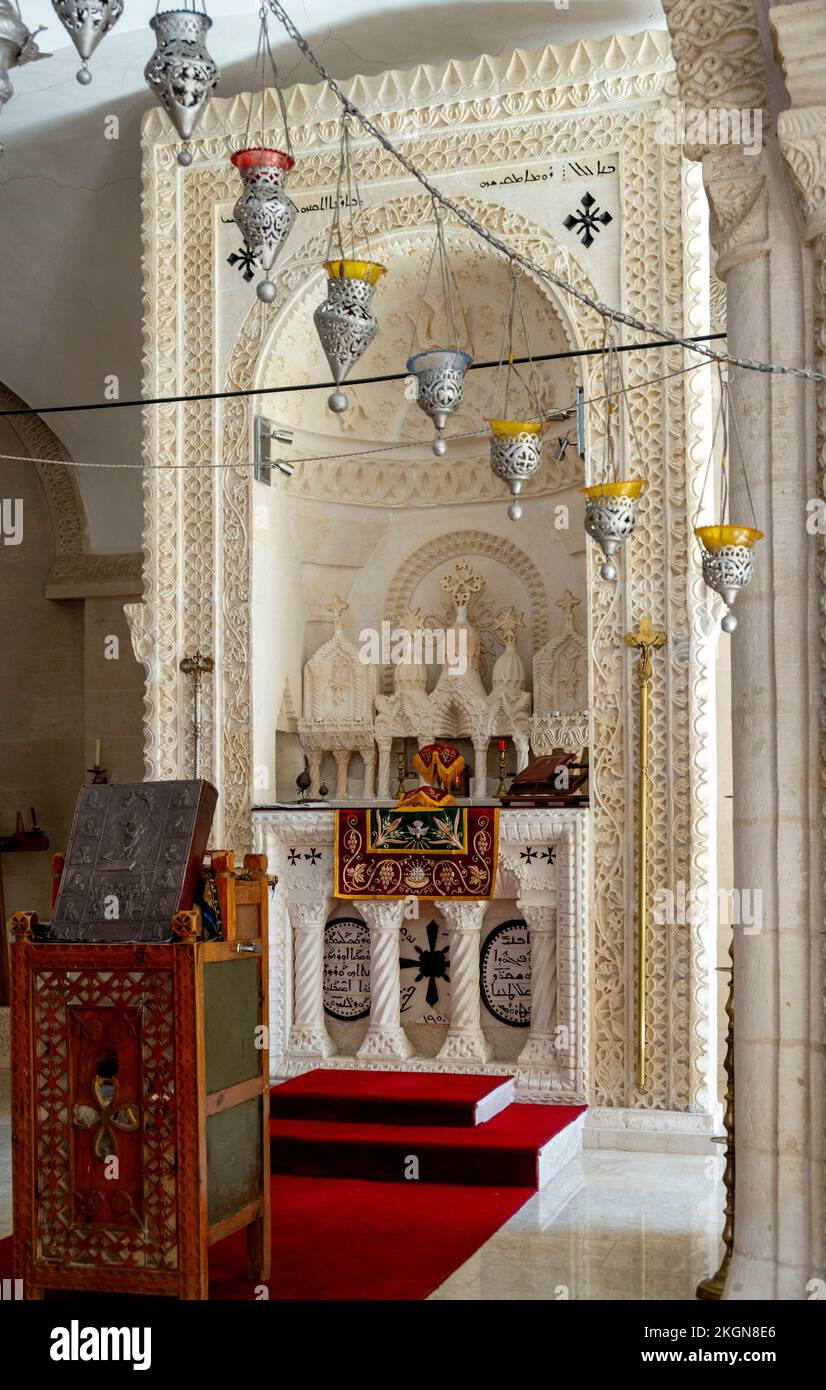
334 807 500 900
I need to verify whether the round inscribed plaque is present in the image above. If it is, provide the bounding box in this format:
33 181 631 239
323 917 371 1021
480 919 531 1027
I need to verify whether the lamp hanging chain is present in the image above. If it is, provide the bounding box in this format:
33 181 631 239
692 362 727 533
725 378 759 529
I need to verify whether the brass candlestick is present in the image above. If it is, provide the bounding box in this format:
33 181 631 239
496 742 509 799
697 949 735 1299
395 747 406 799
624 615 666 1091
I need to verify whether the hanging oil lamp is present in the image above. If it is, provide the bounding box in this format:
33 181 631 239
582 333 646 580
230 10 297 301
693 377 762 632
144 1 219 167
486 264 546 520
313 114 387 413
52 0 121 84
407 200 473 456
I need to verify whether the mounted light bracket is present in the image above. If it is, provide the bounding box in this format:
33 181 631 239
254 415 295 484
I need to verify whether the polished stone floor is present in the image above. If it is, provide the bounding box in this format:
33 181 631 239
0 1069 722 1300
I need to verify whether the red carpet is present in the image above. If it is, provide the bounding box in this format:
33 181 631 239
271 1103 584 1186
1 1070 586 1299
0 1175 531 1301
271 1068 514 1127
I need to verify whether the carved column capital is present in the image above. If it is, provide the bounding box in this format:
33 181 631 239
776 107 826 242
662 0 768 142
289 899 327 932
702 149 769 277
356 899 406 932
435 899 487 931
516 900 556 935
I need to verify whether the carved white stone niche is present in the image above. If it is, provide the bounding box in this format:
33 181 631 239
253 806 589 1103
138 30 718 1130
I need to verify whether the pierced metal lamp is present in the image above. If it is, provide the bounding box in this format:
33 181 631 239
695 524 763 633
582 336 646 579
486 266 546 519
406 202 473 455
313 115 387 413
144 2 219 167
230 9 297 300
52 0 122 84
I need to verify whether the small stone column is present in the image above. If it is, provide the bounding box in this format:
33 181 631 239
333 748 350 799
517 900 558 1065
471 736 489 799
288 900 336 1056
376 738 392 798
305 749 322 799
435 899 492 1062
361 743 376 799
356 899 414 1060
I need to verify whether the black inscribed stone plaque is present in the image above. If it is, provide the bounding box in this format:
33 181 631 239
50 780 218 942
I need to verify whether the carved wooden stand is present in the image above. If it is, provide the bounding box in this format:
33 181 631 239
9 851 271 1301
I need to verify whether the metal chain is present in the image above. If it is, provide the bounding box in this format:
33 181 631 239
266 0 826 388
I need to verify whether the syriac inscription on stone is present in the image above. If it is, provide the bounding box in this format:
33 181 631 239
481 919 532 1027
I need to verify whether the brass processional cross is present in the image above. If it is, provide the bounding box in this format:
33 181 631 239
623 615 667 1091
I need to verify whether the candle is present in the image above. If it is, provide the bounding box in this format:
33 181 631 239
95 738 101 767
498 739 506 752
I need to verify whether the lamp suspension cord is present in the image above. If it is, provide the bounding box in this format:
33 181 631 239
265 0 826 388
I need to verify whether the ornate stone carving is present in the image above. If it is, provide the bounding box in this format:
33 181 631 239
141 35 713 1122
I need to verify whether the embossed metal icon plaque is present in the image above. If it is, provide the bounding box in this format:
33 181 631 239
51 780 218 942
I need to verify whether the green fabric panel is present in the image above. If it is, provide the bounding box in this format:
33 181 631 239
207 1096 263 1227
204 957 262 1093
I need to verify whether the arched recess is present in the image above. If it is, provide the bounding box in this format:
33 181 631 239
219 196 606 855
0 381 86 560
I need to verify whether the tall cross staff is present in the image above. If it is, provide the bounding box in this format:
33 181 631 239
624 615 666 1091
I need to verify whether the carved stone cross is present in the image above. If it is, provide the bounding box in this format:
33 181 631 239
325 594 350 631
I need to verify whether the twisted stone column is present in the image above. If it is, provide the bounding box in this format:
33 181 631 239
356 899 414 1060
435 900 491 1063
333 749 350 799
288 900 336 1057
517 901 558 1066
376 738 392 798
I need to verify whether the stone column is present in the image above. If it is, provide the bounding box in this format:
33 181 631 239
663 0 825 1296
356 899 414 1060
471 736 489 799
435 900 492 1063
305 749 322 799
376 737 392 798
333 748 350 799
516 900 558 1065
288 900 336 1057
361 743 376 799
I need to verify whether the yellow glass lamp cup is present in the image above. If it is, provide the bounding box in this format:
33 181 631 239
488 418 544 436
323 258 387 284
581 478 646 500
694 524 763 549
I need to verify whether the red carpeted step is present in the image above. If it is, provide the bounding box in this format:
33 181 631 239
270 1103 586 1187
270 1068 515 1128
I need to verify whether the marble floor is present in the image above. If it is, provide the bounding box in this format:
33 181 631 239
0 1070 722 1300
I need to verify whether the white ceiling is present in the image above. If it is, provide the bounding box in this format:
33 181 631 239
0 0 667 551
